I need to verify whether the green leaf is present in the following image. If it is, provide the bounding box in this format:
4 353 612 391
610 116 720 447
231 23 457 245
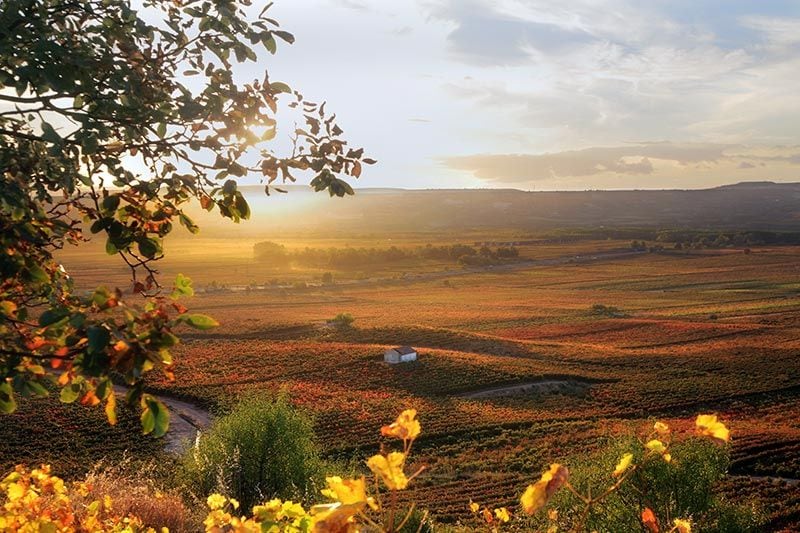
141 404 155 434
137 238 160 259
262 33 277 54
270 81 291 94
179 213 199 234
39 308 68 327
0 382 16 414
157 122 167 138
41 121 62 144
171 273 194 299
102 195 120 213
183 313 219 330
273 30 295 44
28 264 49 283
60 383 81 403
141 396 169 437
87 325 110 353
24 380 49 398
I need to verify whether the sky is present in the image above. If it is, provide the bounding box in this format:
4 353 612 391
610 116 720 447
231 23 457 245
246 0 800 191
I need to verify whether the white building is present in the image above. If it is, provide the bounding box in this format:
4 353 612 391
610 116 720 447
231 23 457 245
384 346 418 364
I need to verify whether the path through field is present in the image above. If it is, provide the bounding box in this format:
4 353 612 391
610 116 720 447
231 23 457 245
112 385 211 454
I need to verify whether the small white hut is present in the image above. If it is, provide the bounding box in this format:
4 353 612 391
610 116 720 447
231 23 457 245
384 346 418 364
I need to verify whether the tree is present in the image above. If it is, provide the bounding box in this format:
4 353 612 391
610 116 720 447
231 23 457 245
0 0 372 435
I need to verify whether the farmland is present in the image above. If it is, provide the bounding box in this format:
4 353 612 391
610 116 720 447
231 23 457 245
46 235 800 528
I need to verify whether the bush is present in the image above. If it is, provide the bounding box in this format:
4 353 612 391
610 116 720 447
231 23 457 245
178 394 324 511
329 312 355 329
524 431 763 532
590 304 628 318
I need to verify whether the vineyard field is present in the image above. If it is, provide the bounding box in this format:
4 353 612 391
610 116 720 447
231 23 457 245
54 241 800 529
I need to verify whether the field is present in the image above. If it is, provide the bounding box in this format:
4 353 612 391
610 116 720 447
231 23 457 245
49 238 800 529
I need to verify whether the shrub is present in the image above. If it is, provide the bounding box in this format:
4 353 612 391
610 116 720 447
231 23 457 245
520 419 762 533
590 304 628 318
329 312 355 329
178 394 324 512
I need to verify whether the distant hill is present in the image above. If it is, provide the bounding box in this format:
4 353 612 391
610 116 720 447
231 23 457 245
187 181 800 237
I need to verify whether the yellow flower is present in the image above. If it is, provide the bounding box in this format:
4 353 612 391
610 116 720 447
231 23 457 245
380 409 421 441
695 414 730 443
645 439 671 463
520 464 569 515
613 453 634 477
367 452 409 490
321 476 376 510
469 500 480 513
673 518 692 533
654 421 670 435
206 493 227 510
494 507 511 523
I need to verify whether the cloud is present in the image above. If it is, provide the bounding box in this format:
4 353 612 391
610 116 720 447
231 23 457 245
335 0 370 11
740 16 800 47
444 143 800 185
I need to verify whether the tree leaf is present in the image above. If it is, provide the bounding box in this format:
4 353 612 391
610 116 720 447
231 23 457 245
105 391 117 425
141 396 169 437
183 313 219 330
0 382 16 413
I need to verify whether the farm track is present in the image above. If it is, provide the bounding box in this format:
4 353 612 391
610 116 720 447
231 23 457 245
111 384 211 454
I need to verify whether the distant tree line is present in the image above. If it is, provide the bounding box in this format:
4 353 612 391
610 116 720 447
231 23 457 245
535 227 800 248
253 242 521 269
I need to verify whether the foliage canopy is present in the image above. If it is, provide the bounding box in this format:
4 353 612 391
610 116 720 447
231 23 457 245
0 0 371 433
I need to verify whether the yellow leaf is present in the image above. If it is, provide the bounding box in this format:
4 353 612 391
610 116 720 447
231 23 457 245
613 453 634 477
105 392 117 425
469 500 480 513
520 464 569 515
380 409 421 441
646 440 672 463
310 502 361 532
673 518 692 533
320 476 376 510
207 493 227 510
494 507 511 523
695 414 730 443
367 452 409 490
6 482 25 501
654 421 670 435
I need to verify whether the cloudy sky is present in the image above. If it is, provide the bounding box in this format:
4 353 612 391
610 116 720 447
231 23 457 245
259 1 800 190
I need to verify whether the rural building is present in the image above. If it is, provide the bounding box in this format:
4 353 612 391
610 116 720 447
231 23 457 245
384 346 418 364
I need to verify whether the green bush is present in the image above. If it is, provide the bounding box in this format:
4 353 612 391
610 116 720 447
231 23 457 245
178 394 324 511
330 312 355 329
526 434 763 532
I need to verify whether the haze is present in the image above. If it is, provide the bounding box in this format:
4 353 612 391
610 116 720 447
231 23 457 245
247 0 800 190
